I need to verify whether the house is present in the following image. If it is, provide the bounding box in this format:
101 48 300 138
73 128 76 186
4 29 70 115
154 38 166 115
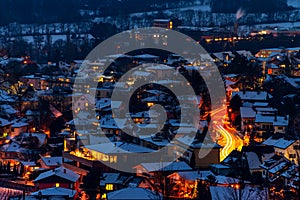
173 135 222 169
260 154 299 191
254 114 289 140
240 107 256 132
210 186 268 200
84 142 156 172
153 19 173 29
21 74 49 90
0 117 12 143
209 163 232 176
266 63 281 76
263 134 300 164
167 170 214 198
10 120 29 138
211 150 246 177
38 156 63 169
107 187 162 200
0 141 27 160
63 141 157 175
244 152 263 175
34 166 80 190
73 94 95 114
231 91 272 103
133 54 159 64
99 173 157 197
134 161 192 178
0 104 18 119
29 187 77 199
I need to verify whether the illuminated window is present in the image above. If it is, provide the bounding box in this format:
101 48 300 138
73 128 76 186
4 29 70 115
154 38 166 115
101 193 107 199
147 102 154 107
55 183 60 187
268 69 272 75
109 156 117 163
169 21 173 29
106 184 114 191
85 103 89 107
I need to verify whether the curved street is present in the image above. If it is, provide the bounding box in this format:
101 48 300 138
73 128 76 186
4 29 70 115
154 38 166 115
210 106 244 161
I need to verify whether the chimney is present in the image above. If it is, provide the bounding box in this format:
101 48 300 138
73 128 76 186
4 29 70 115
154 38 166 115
234 21 238 35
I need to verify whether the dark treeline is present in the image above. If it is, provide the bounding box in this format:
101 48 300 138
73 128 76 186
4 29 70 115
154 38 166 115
0 0 200 25
211 0 293 13
0 0 296 25
0 0 82 25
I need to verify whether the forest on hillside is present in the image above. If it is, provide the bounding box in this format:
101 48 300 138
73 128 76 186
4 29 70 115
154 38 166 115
0 0 296 25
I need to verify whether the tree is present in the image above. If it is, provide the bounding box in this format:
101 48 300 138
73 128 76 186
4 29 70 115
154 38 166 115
230 94 242 112
82 168 102 200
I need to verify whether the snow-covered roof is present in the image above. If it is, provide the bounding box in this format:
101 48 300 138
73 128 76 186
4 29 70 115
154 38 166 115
111 101 123 109
40 156 63 167
99 173 120 186
268 161 290 174
30 187 76 198
245 152 262 170
232 91 272 101
21 132 47 148
210 186 268 200
85 142 154 154
240 107 256 118
139 135 171 147
49 104 62 118
100 115 126 130
210 163 231 170
137 161 192 172
107 187 162 200
133 54 159 59
175 135 222 149
11 121 28 128
253 102 269 107
168 170 214 181
34 167 79 183
225 79 236 87
0 105 18 115
255 114 289 126
277 74 300 89
263 135 296 149
1 142 25 153
0 117 12 127
20 161 37 167
132 70 152 77
146 65 172 71
213 51 234 61
255 107 277 113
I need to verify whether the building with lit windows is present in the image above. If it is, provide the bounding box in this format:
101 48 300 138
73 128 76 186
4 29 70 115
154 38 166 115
33 166 80 191
153 19 173 29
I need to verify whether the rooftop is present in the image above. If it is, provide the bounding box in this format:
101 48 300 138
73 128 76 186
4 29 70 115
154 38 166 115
34 166 80 183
